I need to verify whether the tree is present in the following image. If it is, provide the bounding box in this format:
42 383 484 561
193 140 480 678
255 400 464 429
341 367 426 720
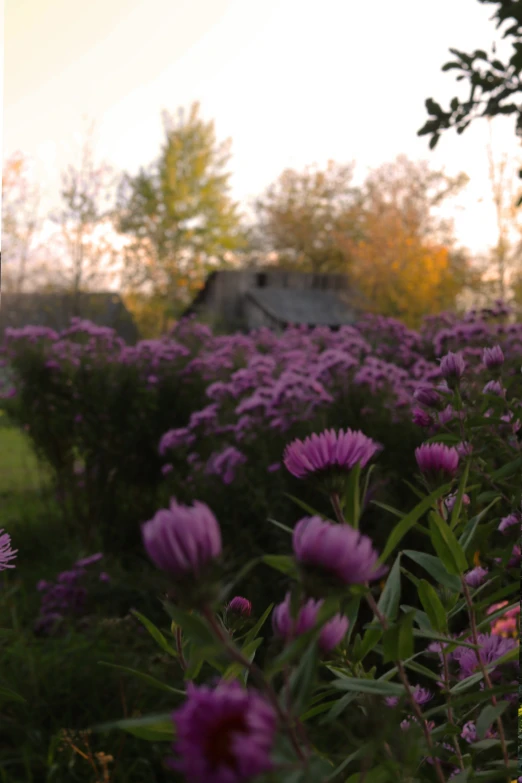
418 0 522 201
114 102 247 332
47 122 120 305
1 152 41 292
251 160 363 273
335 156 478 327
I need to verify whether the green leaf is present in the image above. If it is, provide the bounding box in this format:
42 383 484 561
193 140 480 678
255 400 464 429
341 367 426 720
289 641 319 714
353 626 383 663
261 554 299 578
218 556 263 604
417 580 447 633
377 554 401 622
403 550 461 591
320 690 358 725
382 610 415 663
378 484 451 564
490 455 522 480
459 498 501 554
91 712 175 741
331 677 405 697
450 459 470 529
97 662 186 697
267 517 293 534
428 512 468 573
243 603 274 646
222 638 263 684
130 610 177 657
162 602 216 647
0 685 26 704
284 493 329 519
475 701 509 740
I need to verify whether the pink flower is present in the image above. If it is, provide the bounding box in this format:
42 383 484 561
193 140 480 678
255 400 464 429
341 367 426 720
272 592 348 652
0 529 17 571
439 351 466 385
226 596 252 617
482 345 504 370
464 566 488 587
498 513 520 534
283 428 381 480
169 680 276 782
415 443 459 483
142 499 222 578
293 516 387 586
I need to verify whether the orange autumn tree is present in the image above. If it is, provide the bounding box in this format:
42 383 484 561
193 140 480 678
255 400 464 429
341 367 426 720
337 156 476 327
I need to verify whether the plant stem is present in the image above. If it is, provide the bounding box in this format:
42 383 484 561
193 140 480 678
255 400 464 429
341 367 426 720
460 578 510 774
202 605 309 765
330 493 346 525
175 626 187 671
365 591 447 783
441 651 465 771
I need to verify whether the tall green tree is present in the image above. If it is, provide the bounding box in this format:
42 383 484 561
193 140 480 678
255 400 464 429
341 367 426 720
251 159 363 273
114 102 247 330
418 0 522 201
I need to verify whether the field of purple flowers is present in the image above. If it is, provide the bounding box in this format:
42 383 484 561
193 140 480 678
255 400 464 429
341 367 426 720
0 301 520 781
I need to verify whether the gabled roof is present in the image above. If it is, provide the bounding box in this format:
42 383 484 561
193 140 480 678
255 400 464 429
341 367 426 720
246 287 359 327
0 291 139 343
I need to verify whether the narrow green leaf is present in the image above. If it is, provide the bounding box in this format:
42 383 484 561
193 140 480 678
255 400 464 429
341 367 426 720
459 498 501 554
243 603 274 646
378 484 451 564
475 701 509 740
130 610 177 657
284 493 329 519
377 553 401 622
332 678 404 696
343 462 361 528
261 554 299 578
91 712 175 739
97 661 185 697
267 517 293 534
428 512 467 574
222 638 263 684
289 641 319 714
450 459 470 529
403 550 462 591
0 686 25 704
162 602 216 647
490 455 522 480
417 580 447 633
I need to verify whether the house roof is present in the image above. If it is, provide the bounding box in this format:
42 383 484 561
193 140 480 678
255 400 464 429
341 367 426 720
0 292 140 343
246 287 359 327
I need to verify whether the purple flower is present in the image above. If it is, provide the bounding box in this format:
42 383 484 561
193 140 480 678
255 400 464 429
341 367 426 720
168 680 276 783
267 462 281 473
498 513 521 534
142 499 222 578
456 441 473 458
412 407 433 428
450 633 518 681
283 428 381 480
482 380 504 397
415 443 459 483
162 463 174 476
440 351 466 386
0 529 17 571
411 685 433 705
227 596 252 617
99 572 111 583
75 553 103 568
413 385 440 408
292 516 387 586
272 592 348 653
464 566 489 587
445 492 470 513
206 447 246 485
482 345 504 369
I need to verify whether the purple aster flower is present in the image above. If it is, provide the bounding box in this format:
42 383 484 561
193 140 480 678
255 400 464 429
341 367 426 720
272 592 348 653
483 345 504 370
283 428 381 480
75 553 103 568
168 680 276 782
412 407 433 428
440 351 466 387
445 492 470 514
450 633 517 681
0 529 17 570
292 516 387 586
456 441 473 458
99 571 111 583
464 566 489 587
415 443 459 484
226 596 252 617
162 463 174 476
482 380 504 397
36 579 51 592
267 462 281 473
498 513 521 534
142 499 222 578
413 385 441 408
411 685 433 705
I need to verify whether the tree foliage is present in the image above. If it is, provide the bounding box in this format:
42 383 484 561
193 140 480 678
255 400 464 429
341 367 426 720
1 152 41 292
418 0 522 199
252 160 363 273
114 102 247 331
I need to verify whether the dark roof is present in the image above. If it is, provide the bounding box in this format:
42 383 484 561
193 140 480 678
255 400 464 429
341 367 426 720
0 292 139 344
246 288 359 327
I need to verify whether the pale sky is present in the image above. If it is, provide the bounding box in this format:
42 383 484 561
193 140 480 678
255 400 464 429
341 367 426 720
3 0 522 260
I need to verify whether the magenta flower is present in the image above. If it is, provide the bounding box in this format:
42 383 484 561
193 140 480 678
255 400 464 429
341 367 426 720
412 407 433 428
75 553 103 568
482 380 504 397
283 428 381 480
0 529 17 570
415 443 459 484
482 345 504 370
227 596 252 617
498 513 521 534
464 566 489 587
413 385 441 408
169 680 276 783
292 516 387 587
439 351 466 386
142 499 222 578
272 592 348 653
445 492 470 514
